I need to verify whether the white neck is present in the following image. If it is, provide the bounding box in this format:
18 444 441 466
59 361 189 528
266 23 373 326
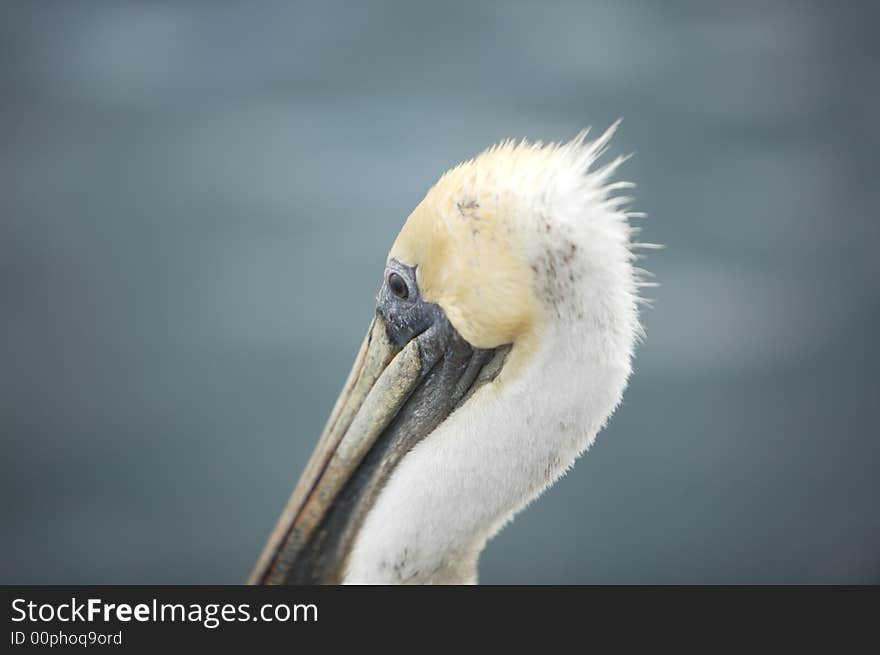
344 235 638 583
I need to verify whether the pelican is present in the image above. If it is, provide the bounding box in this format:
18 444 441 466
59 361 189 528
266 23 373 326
250 122 649 584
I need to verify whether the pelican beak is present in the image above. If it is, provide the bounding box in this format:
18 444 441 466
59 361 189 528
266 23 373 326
249 268 509 584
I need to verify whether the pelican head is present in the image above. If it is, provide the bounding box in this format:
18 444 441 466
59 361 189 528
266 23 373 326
250 122 647 584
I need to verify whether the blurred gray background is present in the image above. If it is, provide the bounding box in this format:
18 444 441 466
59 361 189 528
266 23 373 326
3 0 879 584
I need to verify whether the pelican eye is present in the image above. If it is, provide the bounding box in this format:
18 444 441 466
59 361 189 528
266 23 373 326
388 272 409 299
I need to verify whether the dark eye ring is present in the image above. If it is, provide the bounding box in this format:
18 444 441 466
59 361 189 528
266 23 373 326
388 271 409 299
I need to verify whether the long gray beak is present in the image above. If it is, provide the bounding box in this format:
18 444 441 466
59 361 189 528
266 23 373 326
249 303 508 584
